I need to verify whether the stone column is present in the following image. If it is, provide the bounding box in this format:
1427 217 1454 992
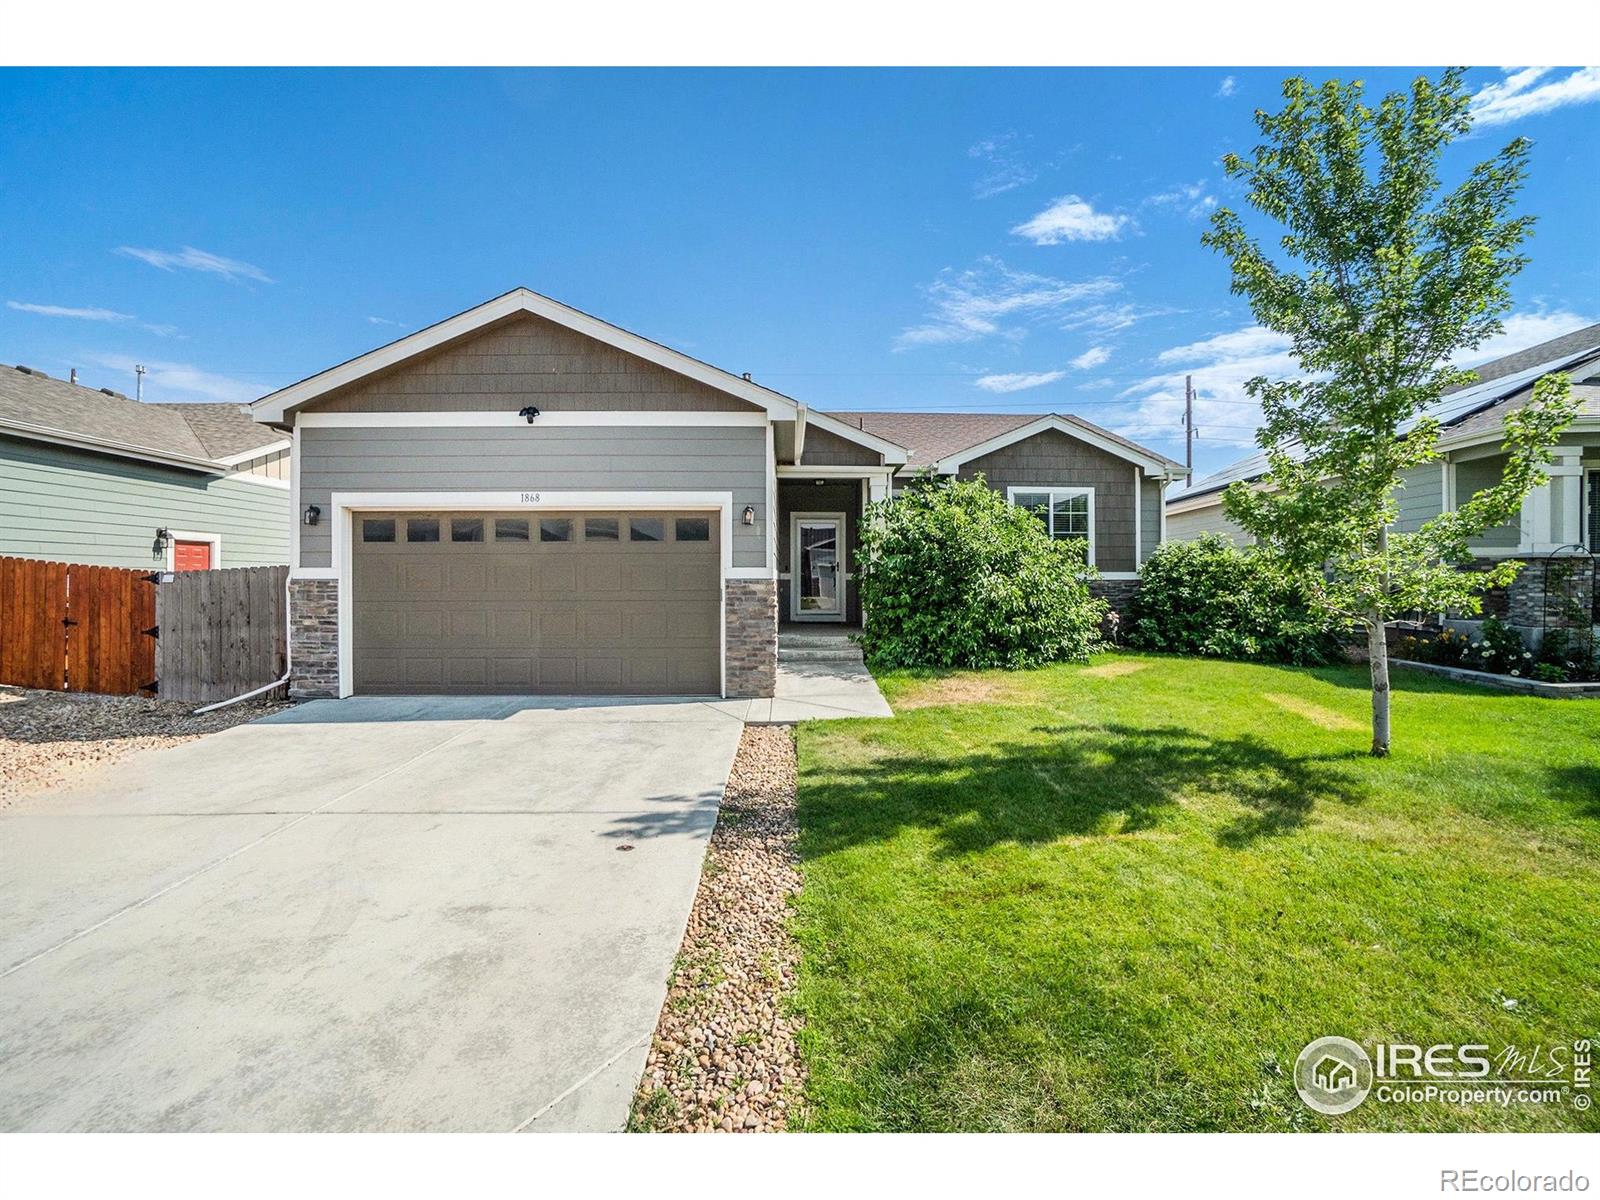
288 578 339 699
724 578 777 698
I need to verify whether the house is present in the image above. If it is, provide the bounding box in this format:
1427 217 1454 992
249 288 1181 700
0 364 292 571
1164 324 1600 639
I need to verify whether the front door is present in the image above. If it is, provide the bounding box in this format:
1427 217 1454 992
793 515 844 620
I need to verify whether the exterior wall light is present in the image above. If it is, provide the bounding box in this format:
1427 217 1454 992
303 504 322 526
742 505 756 526
519 406 541 423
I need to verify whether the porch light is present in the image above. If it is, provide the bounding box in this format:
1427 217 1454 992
742 505 756 526
518 405 541 423
152 527 171 557
303 504 321 526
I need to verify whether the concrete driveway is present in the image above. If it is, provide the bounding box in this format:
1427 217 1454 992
0 695 747 1132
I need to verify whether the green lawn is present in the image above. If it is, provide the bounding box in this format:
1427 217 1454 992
790 654 1600 1131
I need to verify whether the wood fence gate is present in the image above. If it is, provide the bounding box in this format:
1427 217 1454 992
0 556 157 694
154 566 288 705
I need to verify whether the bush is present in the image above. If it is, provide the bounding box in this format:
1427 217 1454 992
855 476 1107 670
1126 535 1348 666
1396 618 1598 683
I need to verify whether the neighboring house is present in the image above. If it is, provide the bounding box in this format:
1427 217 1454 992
249 288 1181 700
1164 324 1600 639
0 364 291 571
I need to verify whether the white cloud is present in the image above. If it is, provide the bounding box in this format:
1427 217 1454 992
1144 180 1218 221
895 258 1121 349
367 316 407 328
1071 345 1111 370
1456 310 1597 366
975 369 1067 394
83 353 261 405
8 300 133 322
1011 195 1128 244
8 299 176 336
116 245 273 284
1117 324 1301 447
1216 76 1237 98
968 132 1038 199
1471 67 1600 127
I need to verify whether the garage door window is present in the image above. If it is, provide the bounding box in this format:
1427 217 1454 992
494 517 529 542
630 517 664 542
362 518 395 543
451 517 485 543
584 517 618 541
540 517 572 543
675 517 710 542
406 517 440 543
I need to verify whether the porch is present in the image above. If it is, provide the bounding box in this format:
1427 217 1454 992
776 469 890 628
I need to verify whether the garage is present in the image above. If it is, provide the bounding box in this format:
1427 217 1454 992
351 510 721 695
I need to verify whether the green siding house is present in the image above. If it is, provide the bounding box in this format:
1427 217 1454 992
0 364 290 570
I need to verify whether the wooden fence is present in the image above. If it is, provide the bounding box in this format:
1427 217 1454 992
0 557 287 703
0 556 157 694
154 565 288 704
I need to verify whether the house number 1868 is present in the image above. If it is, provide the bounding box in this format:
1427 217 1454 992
520 492 541 503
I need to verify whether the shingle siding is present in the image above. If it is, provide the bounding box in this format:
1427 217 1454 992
799 426 882 467
303 313 760 414
296 425 769 569
0 435 290 568
956 428 1143 571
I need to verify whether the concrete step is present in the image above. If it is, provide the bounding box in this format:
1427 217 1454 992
778 631 860 649
778 646 865 664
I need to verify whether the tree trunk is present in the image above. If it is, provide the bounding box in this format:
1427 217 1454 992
1367 612 1391 757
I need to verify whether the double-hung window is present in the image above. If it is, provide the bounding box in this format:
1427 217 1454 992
1008 486 1094 563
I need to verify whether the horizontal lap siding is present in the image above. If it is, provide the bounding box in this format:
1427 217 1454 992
298 425 769 569
957 429 1141 571
0 436 290 569
1394 463 1443 533
308 313 759 413
1456 454 1520 548
1165 503 1254 546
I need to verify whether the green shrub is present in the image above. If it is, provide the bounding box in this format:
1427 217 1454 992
855 476 1107 670
1127 535 1348 666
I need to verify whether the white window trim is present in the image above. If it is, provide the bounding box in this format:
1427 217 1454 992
165 530 222 571
1006 486 1096 565
789 511 848 623
323 490 746 700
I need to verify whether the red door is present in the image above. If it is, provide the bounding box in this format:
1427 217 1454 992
172 540 212 571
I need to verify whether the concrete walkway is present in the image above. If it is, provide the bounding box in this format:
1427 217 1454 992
743 660 895 724
0 695 746 1132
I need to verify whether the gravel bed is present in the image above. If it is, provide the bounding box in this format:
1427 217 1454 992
630 725 807 1133
0 686 288 809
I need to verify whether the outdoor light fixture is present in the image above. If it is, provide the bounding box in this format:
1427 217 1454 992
152 527 171 557
742 505 756 526
303 504 321 526
518 405 541 423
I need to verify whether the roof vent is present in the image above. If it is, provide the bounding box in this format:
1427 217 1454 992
742 372 752 381
100 388 118 397
14 364 45 377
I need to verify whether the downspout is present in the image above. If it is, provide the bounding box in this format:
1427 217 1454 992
191 567 294 715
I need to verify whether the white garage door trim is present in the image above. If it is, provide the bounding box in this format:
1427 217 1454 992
329 490 744 699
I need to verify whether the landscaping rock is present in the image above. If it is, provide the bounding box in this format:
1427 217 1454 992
629 725 806 1133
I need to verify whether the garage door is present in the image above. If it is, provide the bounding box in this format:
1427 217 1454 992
352 511 721 695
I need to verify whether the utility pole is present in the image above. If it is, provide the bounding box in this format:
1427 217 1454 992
1183 374 1197 481
134 363 146 402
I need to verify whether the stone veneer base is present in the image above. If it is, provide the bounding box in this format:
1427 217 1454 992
288 578 340 699
724 578 778 699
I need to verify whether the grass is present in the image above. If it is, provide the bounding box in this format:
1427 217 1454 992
789 653 1600 1132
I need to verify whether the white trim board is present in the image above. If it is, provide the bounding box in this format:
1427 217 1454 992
935 414 1178 476
249 287 907 464
1006 485 1097 565
295 410 769 428
325 489 742 699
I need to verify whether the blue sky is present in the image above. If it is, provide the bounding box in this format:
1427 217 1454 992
1 66 1595 476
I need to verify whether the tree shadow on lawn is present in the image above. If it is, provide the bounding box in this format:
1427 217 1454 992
801 721 1370 859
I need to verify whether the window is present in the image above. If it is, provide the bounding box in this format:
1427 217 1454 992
540 517 572 543
675 516 711 542
494 517 530 542
405 517 440 543
1009 488 1093 559
583 516 618 541
451 517 484 543
629 516 664 542
362 518 395 543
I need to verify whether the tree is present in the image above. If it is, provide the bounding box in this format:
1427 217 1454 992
1203 69 1575 756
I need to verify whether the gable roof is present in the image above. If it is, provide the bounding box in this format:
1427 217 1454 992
1166 322 1600 506
0 364 285 473
827 410 1184 476
249 287 907 464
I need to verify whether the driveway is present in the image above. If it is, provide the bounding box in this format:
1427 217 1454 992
0 695 747 1131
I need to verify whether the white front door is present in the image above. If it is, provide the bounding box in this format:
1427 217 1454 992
792 515 845 620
